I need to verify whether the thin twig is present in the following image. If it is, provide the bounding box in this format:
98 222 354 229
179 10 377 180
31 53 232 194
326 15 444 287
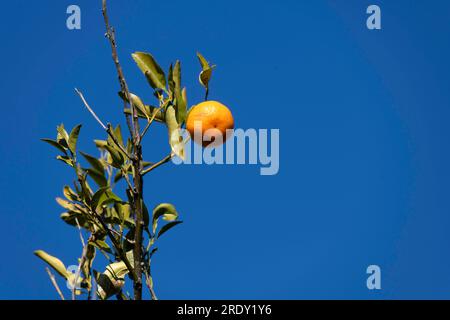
121 167 135 192
45 267 65 300
75 218 86 248
144 269 158 300
72 236 92 300
108 226 135 245
72 249 86 300
91 280 98 300
140 104 165 139
97 247 114 264
106 124 133 160
75 88 107 129
141 153 174 176
101 0 140 141
75 88 132 160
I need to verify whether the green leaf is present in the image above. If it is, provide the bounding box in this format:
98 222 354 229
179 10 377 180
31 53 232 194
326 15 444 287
123 229 136 253
168 64 175 93
199 68 213 89
119 92 150 120
158 204 178 222
81 154 107 187
132 52 167 91
165 105 185 160
173 61 187 124
79 172 93 202
149 247 158 258
56 123 69 148
104 206 130 226
196 52 215 89
107 125 126 159
34 250 69 279
157 221 183 239
115 203 132 227
86 168 108 188
152 203 178 234
181 87 188 120
91 187 108 209
82 244 96 291
104 144 124 168
91 240 112 254
56 155 73 167
143 201 149 228
113 125 124 147
80 152 105 174
91 187 122 211
124 105 164 122
113 163 130 183
80 152 107 187
68 124 82 154
171 61 181 90
60 211 90 229
129 94 145 114
41 138 67 154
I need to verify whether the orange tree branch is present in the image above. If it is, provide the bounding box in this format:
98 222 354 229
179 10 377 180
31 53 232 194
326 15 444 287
102 0 144 300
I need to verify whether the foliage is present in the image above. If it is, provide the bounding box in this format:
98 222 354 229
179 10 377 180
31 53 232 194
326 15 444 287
35 0 216 301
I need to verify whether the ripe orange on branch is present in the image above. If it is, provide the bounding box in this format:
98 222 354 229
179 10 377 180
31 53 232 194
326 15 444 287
186 101 234 147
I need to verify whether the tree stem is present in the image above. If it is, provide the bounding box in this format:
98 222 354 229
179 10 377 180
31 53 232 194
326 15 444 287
102 0 144 300
132 146 144 300
45 267 65 300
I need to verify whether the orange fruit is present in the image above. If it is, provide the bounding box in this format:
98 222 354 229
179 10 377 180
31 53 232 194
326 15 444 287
186 101 234 147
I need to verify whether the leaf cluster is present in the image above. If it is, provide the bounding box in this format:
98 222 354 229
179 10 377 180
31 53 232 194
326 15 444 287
36 51 215 300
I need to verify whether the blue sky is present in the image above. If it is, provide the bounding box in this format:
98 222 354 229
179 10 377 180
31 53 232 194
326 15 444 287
1 0 450 299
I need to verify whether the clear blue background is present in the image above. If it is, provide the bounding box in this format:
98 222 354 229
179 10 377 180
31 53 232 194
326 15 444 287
1 0 450 299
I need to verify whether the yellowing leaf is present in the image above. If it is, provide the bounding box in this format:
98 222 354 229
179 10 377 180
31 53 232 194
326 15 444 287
34 250 69 279
165 105 185 160
95 261 128 300
94 140 108 149
56 197 77 211
197 52 209 70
